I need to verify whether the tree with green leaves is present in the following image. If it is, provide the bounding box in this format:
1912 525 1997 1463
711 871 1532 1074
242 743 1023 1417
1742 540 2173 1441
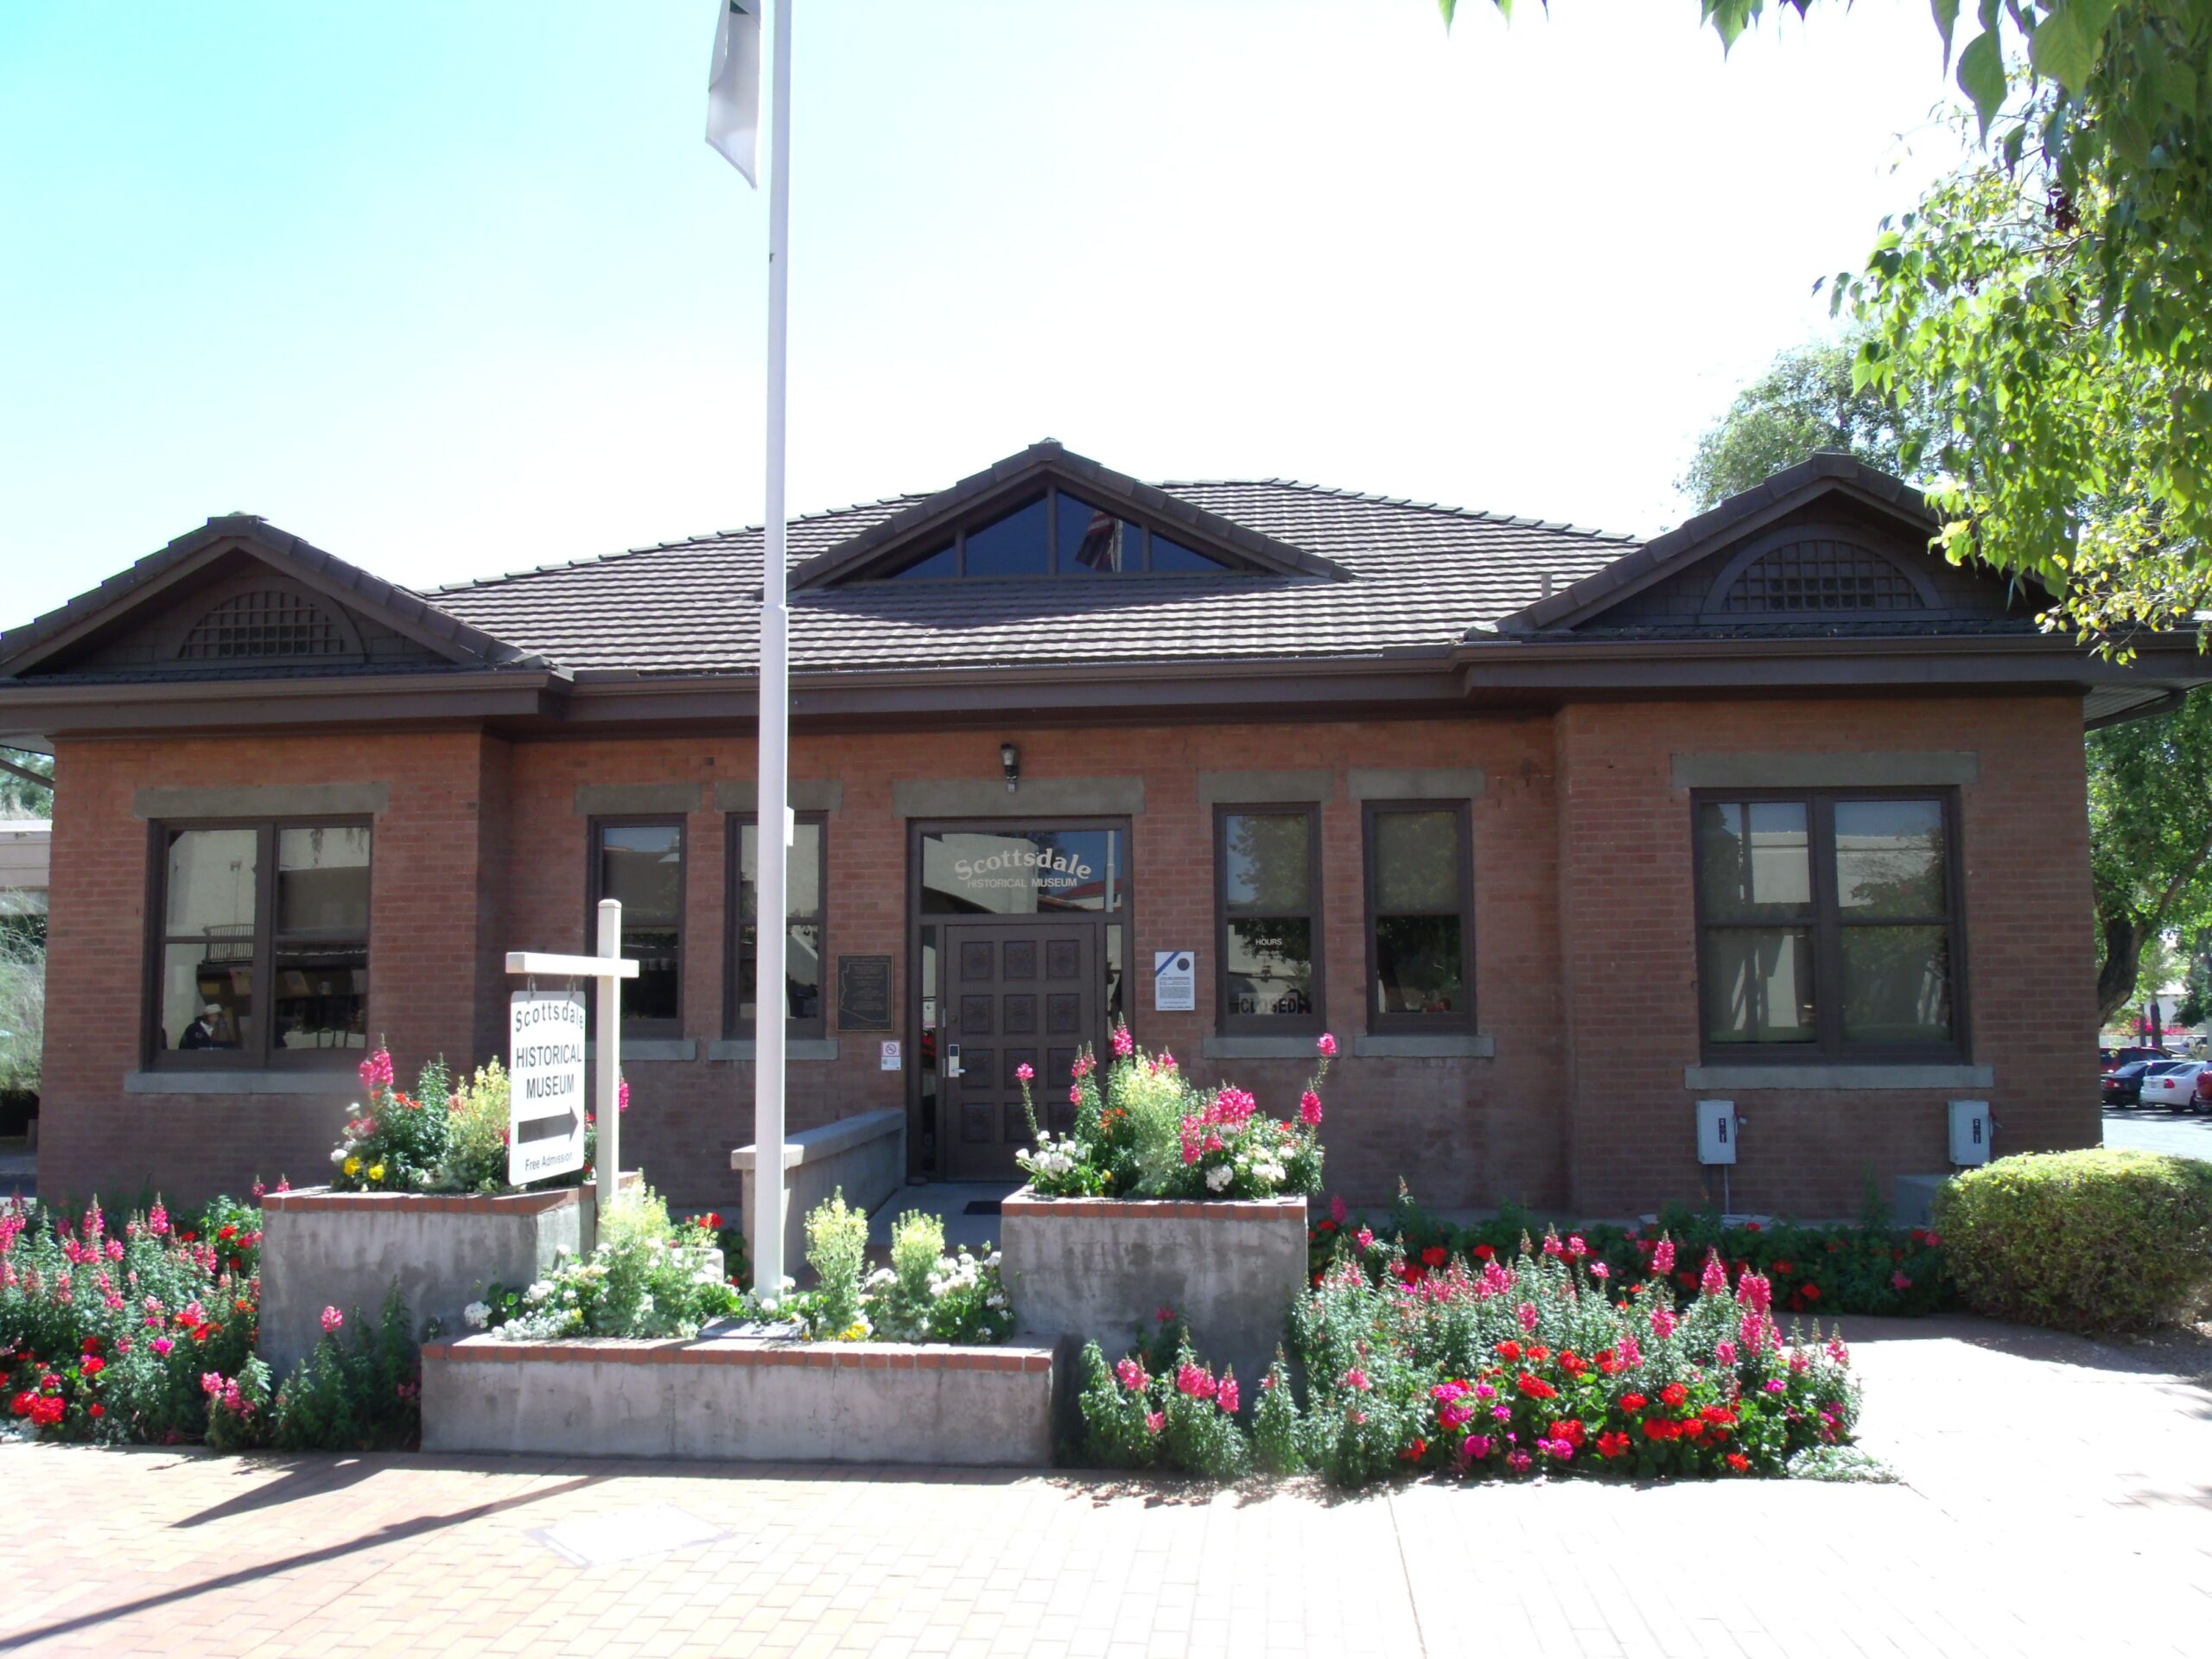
0 750 51 820
1445 2 2212 645
1681 333 1943 511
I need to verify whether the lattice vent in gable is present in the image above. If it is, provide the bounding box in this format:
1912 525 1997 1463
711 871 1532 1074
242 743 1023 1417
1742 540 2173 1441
178 589 353 661
1719 539 1923 613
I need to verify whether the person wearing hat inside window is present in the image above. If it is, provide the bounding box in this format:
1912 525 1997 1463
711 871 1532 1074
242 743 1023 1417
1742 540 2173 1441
179 1001 234 1050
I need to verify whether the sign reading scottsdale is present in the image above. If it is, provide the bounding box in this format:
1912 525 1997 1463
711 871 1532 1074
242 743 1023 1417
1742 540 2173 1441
509 988 588 1185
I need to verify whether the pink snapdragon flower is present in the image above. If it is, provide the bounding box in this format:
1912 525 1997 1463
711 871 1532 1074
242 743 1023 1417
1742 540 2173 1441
359 1049 395 1091
1700 1249 1729 1297
1331 1195 1347 1225
1111 1026 1135 1058
1356 1228 1374 1250
1014 1063 1034 1084
1340 1367 1371 1393
1114 1357 1147 1392
1316 1033 1337 1058
1216 1373 1240 1415
1650 1236 1675 1276
1145 1411 1164 1434
1735 1270 1772 1314
1300 1090 1324 1127
1517 1301 1538 1333
1649 1305 1677 1339
321 1306 344 1335
1714 1338 1738 1368
1174 1363 1217 1401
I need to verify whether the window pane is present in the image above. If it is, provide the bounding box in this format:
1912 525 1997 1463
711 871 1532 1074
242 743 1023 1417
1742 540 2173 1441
1105 923 1125 1028
736 921 823 1027
1224 916 1314 1019
739 821 822 919
1834 799 1947 916
920 829 1125 914
889 542 956 579
1148 534 1228 572
1702 927 1816 1045
165 829 257 936
1842 925 1952 1043
623 925 681 1021
162 942 252 1053
1374 914 1465 1016
600 823 682 923
1223 814 1310 911
1698 801 1811 918
961 494 1050 577
276 826 371 935
271 942 367 1051
1374 810 1459 912
1058 495 1140 574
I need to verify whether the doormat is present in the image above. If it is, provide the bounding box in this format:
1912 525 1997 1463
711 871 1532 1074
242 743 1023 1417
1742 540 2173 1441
963 1200 1002 1217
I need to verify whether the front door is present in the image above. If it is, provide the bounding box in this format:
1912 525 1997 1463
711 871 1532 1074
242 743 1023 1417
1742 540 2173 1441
940 921 1096 1181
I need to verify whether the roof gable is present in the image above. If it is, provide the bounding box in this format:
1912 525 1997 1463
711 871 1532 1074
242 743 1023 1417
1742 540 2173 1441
788 442 1352 589
0 517 546 678
1492 454 1990 635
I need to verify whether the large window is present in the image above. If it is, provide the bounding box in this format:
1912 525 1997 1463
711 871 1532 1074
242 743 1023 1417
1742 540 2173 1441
1216 806 1322 1033
588 819 684 1037
729 813 827 1039
881 489 1235 580
148 821 371 1066
1363 801 1474 1031
1694 791 1965 1060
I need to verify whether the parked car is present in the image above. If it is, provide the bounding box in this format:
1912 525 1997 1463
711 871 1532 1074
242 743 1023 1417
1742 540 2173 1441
2196 1067 2212 1112
2106 1046 2172 1069
2140 1061 2206 1111
2103 1061 2152 1107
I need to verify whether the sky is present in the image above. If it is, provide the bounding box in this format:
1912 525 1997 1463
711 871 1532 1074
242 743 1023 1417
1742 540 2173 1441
0 0 1972 626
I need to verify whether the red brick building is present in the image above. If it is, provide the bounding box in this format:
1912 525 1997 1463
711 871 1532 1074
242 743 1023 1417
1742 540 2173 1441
5 444 2203 1216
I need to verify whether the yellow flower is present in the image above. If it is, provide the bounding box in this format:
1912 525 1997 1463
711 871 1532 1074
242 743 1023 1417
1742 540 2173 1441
367 1164 385 1183
343 1157 360 1178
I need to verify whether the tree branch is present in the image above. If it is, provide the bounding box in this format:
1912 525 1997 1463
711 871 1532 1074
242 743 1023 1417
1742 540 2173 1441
0 755 51 792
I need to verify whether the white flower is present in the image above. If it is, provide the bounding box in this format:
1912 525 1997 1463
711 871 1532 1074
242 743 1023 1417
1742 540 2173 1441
1205 1164 1234 1192
329 1147 346 1165
525 1280 555 1304
463 1300 490 1328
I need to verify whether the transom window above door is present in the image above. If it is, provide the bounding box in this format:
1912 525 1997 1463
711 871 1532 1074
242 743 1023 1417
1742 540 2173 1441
881 490 1238 580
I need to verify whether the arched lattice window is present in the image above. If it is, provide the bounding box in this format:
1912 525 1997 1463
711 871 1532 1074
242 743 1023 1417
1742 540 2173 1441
178 589 351 661
1719 539 1923 613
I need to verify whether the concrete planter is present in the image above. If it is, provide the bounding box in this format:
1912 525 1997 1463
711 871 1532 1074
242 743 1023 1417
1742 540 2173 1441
258 1180 614 1375
420 1332 1055 1466
731 1109 905 1281
999 1190 1308 1394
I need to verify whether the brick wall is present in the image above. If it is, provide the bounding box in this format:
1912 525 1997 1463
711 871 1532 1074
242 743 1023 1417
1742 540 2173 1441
37 696 2100 1218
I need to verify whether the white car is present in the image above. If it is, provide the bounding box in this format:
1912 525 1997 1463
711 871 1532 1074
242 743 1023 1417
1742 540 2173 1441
2139 1060 2205 1111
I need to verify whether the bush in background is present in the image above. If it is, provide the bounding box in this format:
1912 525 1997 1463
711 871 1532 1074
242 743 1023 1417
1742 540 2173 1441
0 919 42 1100
1935 1149 2212 1332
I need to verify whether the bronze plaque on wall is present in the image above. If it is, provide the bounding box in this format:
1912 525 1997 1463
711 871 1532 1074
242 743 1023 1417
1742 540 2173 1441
837 954 893 1031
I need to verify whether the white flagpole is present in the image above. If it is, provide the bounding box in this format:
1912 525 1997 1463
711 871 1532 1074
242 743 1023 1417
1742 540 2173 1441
751 0 794 1300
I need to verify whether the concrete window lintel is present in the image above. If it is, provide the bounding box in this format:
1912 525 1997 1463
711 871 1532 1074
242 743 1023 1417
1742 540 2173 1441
124 1070 362 1096
1351 1033 1497 1059
714 779 845 814
892 777 1144 818
1669 752 1980 791
573 783 702 817
133 783 390 821
1345 767 1487 803
1195 769 1334 806
707 1039 842 1062
1681 1063 1996 1090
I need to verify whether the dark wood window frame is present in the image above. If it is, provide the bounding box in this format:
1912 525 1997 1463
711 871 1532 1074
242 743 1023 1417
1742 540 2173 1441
1360 798 1477 1034
880 486 1240 581
586 815 687 1039
726 810 829 1039
1690 786 1970 1065
1213 803 1325 1036
142 816 373 1071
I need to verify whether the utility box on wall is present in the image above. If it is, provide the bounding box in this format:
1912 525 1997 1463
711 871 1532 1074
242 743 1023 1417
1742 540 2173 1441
1948 1100 1993 1166
1695 1099 1738 1165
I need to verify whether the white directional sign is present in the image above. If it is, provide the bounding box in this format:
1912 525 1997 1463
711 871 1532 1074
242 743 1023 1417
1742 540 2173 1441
509 988 588 1185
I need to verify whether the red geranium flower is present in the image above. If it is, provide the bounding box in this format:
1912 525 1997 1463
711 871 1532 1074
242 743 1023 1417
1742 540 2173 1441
1659 1382 1688 1408
1421 1246 1447 1268
1643 1419 1676 1440
1495 1340 1522 1363
1619 1393 1648 1412
1401 1439 1427 1462
1473 1243 1497 1261
1726 1452 1751 1472
1801 1283 1821 1301
1597 1431 1631 1459
1516 1372 1558 1401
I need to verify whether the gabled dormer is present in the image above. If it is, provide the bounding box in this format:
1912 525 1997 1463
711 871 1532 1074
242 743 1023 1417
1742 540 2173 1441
790 441 1351 588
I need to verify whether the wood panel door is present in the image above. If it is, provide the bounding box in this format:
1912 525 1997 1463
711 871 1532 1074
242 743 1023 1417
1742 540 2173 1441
942 922 1096 1181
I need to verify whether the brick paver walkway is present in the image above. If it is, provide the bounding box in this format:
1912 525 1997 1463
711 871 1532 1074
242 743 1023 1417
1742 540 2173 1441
3 1315 2207 1658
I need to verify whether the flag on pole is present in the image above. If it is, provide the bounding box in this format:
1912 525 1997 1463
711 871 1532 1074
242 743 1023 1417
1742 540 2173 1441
706 1 762 185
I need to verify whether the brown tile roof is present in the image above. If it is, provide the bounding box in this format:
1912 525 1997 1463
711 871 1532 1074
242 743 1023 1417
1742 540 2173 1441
429 478 1638 677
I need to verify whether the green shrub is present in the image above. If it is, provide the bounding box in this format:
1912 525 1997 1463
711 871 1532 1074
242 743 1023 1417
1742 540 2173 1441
804 1188 869 1338
1934 1149 2212 1332
270 1287 420 1451
442 1059 511 1192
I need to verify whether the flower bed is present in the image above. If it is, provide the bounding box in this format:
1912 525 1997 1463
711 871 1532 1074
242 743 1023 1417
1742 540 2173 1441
1014 1027 1330 1201
328 1048 622 1196
1079 1229 1861 1486
3 1195 261 1445
420 1330 1057 1465
1313 1187 1951 1318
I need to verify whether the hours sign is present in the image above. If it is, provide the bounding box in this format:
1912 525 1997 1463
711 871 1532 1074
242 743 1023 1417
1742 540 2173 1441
509 988 588 1185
